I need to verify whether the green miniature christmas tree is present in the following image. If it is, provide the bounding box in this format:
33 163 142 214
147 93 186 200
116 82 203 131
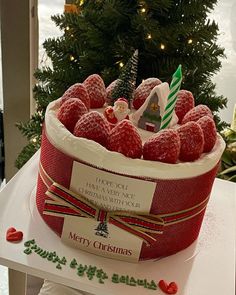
110 49 139 106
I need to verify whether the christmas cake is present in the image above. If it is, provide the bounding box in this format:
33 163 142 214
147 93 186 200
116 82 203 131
36 69 225 262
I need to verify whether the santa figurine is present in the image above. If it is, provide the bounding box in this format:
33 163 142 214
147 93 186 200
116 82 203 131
104 98 130 124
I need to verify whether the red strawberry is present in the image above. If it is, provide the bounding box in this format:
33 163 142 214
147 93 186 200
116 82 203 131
107 120 142 159
61 83 90 110
83 74 106 108
133 78 162 110
106 79 120 104
177 122 204 162
175 90 195 123
182 104 213 125
57 98 88 132
143 129 180 164
73 111 110 147
197 116 217 152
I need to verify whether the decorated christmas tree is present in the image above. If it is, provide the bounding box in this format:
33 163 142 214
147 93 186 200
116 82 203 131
16 0 227 168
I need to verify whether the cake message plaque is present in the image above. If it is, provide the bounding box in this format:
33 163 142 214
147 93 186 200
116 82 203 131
61 161 156 261
70 162 156 212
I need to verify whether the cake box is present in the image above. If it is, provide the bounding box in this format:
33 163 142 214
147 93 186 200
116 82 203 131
36 98 225 262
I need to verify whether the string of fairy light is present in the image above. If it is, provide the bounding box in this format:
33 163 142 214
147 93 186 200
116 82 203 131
65 0 193 68
65 1 194 68
118 1 194 68
139 1 193 51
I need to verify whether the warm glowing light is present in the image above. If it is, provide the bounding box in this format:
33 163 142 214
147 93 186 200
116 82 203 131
66 26 70 31
70 55 75 61
147 34 152 39
79 0 84 5
188 39 193 44
141 8 146 13
32 138 37 143
119 62 124 68
160 44 165 50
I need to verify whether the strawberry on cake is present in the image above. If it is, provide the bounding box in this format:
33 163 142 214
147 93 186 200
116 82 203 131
36 72 225 262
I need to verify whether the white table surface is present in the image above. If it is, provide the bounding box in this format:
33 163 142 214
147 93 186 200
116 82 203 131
0 152 235 295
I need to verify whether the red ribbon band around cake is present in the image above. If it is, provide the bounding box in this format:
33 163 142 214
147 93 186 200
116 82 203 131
39 162 210 246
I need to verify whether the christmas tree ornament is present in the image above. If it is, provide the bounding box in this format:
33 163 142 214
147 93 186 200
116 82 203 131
104 98 130 125
110 50 139 106
64 4 79 14
160 65 183 130
132 83 178 132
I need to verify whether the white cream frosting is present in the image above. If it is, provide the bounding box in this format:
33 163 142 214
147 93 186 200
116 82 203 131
45 98 225 180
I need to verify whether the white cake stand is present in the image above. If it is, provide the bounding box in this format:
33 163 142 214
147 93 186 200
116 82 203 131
0 151 235 295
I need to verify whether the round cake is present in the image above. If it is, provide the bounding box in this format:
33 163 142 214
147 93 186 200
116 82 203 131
36 94 225 261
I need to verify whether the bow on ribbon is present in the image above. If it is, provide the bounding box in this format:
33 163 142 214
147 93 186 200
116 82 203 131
39 163 209 246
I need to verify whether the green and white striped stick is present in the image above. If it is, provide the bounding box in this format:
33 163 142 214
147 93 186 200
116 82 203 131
160 65 182 130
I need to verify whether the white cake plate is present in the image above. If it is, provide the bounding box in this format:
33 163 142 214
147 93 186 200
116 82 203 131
0 151 235 295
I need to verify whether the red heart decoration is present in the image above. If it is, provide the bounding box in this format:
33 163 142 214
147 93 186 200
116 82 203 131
6 227 23 242
7 227 16 235
159 280 178 294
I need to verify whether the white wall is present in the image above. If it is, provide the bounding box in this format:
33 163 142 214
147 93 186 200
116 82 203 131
0 0 37 180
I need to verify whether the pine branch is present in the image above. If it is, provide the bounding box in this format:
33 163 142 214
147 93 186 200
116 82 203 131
16 112 43 141
15 142 40 169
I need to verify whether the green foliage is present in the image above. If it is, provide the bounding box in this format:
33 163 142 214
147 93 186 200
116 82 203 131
110 50 138 105
218 129 236 182
15 141 41 169
16 112 43 141
16 0 228 168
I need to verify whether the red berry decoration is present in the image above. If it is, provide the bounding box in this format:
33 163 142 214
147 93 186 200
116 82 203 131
143 129 180 164
6 227 23 242
61 83 90 110
181 104 213 125
175 90 195 123
197 116 217 152
73 111 110 147
83 74 106 108
133 78 162 110
177 121 204 162
106 79 119 104
107 119 142 159
57 98 88 133
158 280 178 294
